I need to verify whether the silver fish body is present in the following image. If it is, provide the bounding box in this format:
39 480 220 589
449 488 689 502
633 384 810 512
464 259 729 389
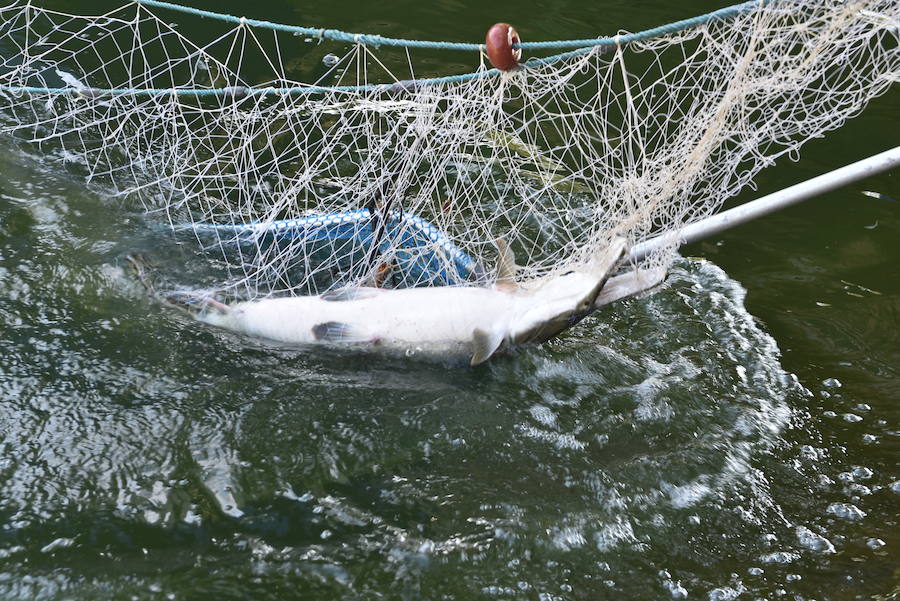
197 238 632 365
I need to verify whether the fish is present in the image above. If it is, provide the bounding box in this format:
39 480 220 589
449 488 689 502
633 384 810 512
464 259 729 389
593 264 668 309
179 237 630 366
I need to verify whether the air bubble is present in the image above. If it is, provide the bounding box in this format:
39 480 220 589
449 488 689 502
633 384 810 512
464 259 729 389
799 445 820 460
826 503 866 521
796 526 835 553
760 551 799 564
322 53 340 67
664 579 688 599
847 483 871 497
709 586 741 601
851 466 873 480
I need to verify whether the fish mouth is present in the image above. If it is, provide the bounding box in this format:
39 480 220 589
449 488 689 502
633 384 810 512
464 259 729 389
545 309 591 339
567 304 597 328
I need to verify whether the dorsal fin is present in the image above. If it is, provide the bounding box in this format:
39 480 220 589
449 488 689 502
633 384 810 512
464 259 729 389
471 328 504 366
494 237 519 290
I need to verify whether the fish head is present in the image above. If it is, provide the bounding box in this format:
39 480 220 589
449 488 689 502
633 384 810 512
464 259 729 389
510 238 627 344
511 270 607 343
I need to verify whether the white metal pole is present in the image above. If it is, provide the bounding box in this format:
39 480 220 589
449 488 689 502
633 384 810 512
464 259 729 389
628 145 900 263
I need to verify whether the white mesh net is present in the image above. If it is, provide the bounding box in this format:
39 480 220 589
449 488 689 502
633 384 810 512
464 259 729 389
1 0 898 300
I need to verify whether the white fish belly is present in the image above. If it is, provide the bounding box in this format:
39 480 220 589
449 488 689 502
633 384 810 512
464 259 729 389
353 287 513 344
200 296 323 343
199 287 516 351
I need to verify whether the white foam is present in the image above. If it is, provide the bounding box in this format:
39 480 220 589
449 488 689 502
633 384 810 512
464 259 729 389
795 526 836 553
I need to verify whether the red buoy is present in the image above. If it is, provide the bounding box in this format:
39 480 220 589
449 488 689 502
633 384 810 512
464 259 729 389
485 23 522 71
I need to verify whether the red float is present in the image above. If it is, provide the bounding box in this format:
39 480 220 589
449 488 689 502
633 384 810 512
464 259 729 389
485 23 522 71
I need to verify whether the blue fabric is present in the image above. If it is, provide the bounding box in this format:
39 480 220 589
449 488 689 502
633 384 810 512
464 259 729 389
184 209 480 286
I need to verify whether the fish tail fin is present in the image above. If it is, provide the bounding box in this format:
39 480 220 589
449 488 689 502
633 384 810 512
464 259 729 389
125 253 159 296
166 290 231 316
125 253 229 317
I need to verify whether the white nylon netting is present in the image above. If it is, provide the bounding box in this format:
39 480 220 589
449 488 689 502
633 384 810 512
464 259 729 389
1 0 898 299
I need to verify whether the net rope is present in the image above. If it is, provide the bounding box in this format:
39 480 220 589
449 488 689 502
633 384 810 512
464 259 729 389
1 0 897 299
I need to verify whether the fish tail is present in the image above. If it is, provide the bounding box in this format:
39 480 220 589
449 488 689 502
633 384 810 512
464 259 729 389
166 290 231 316
125 253 229 317
125 253 158 296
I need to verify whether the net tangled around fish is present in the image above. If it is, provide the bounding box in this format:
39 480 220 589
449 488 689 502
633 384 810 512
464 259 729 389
0 0 897 299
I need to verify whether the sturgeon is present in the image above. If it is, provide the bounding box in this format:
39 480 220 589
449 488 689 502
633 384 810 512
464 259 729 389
191 237 630 365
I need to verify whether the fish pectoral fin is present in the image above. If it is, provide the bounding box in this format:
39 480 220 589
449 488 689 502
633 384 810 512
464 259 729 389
494 237 519 289
312 321 372 343
470 328 504 366
320 287 381 302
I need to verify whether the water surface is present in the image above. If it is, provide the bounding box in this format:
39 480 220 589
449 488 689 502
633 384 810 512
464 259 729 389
0 1 898 599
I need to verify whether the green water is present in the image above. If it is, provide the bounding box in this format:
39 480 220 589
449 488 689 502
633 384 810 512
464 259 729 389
1 1 899 599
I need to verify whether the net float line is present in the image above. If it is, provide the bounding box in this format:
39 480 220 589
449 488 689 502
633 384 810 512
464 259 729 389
0 0 769 96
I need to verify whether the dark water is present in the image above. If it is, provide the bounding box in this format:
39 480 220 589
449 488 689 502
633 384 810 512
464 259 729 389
1 1 898 600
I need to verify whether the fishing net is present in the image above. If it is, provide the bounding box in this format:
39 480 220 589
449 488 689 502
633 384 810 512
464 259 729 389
1 0 897 299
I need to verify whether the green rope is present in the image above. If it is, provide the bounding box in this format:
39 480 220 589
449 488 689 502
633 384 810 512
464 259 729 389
0 0 766 97
519 0 765 50
134 0 763 51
